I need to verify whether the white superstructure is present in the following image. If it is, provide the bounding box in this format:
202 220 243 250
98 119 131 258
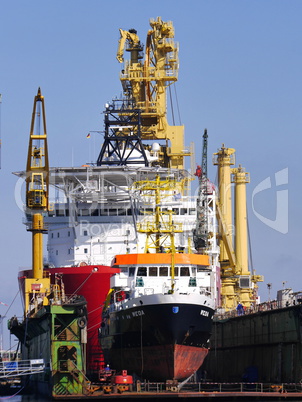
35 166 218 275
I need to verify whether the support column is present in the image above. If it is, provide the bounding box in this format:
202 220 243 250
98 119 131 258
232 165 251 306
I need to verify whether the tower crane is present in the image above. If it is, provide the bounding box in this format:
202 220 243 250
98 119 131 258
193 129 209 252
24 88 51 315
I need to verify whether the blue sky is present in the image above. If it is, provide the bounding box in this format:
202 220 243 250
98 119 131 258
0 1 301 348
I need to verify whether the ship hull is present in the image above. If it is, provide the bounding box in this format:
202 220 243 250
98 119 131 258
9 303 87 397
100 294 214 380
106 344 209 380
19 264 119 376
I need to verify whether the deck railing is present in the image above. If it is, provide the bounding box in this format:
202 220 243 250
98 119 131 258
0 359 44 379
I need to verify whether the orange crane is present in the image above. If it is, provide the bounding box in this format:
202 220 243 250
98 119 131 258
23 88 51 315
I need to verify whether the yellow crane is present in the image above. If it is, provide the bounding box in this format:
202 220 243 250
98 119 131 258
116 28 142 63
24 88 51 315
116 17 187 169
213 145 263 310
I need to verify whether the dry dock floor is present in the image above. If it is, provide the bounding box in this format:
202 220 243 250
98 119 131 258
54 390 302 400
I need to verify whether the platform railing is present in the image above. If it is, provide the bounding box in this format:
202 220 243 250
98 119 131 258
215 298 302 320
136 381 302 394
0 359 44 379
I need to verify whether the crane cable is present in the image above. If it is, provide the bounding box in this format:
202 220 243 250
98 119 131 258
168 83 182 126
168 85 175 125
174 83 182 125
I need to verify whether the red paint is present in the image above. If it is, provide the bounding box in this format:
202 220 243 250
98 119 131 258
19 264 119 375
108 344 209 381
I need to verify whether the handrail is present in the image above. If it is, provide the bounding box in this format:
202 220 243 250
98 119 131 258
0 359 44 379
215 299 302 320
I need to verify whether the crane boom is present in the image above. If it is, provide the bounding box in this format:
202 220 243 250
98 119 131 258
24 88 50 316
116 28 143 63
26 88 49 212
193 129 208 252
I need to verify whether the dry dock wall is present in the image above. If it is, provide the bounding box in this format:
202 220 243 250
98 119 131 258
204 304 302 383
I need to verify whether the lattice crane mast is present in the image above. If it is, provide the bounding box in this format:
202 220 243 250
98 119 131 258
193 129 208 253
24 88 51 315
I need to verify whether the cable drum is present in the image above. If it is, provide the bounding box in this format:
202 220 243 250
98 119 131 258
77 316 87 329
77 306 87 317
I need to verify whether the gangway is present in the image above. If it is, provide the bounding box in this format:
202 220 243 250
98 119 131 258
0 359 44 378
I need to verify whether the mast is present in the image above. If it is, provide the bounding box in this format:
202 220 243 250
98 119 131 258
194 129 209 252
135 175 183 293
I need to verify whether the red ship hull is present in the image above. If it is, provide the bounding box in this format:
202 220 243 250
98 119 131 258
106 344 209 380
19 264 119 376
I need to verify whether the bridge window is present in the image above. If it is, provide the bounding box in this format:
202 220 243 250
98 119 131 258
129 267 135 276
137 267 147 276
56 209 65 216
159 267 169 276
197 265 208 272
180 267 190 276
170 267 179 276
149 267 158 276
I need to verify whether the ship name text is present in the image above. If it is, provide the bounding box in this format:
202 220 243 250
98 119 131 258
200 310 209 317
132 310 145 317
